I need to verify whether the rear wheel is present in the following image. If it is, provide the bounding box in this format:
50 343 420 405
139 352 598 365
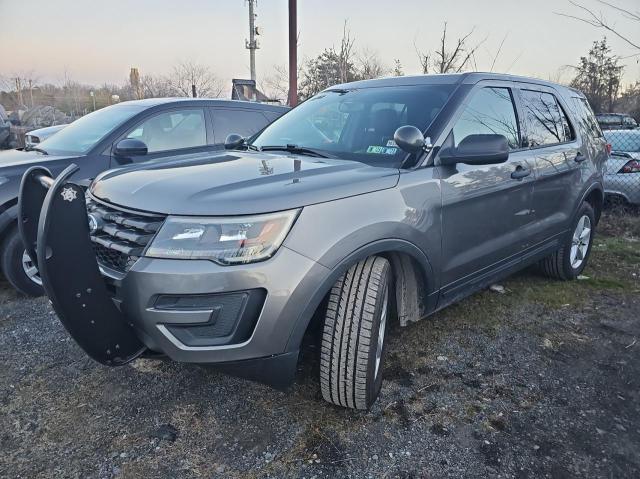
320 256 392 410
539 202 595 280
1 227 44 296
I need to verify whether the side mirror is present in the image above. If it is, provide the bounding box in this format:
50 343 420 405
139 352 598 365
439 134 509 166
114 138 148 157
225 133 245 150
393 125 427 154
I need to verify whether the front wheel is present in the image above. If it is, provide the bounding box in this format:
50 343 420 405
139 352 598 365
539 202 595 280
1 227 44 296
320 256 392 410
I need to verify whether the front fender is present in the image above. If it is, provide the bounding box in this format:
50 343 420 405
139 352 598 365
284 238 436 353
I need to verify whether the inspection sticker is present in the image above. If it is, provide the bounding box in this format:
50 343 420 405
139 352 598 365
367 145 398 155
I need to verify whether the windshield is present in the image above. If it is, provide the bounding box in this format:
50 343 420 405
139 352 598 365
251 84 455 167
606 132 640 152
39 104 145 155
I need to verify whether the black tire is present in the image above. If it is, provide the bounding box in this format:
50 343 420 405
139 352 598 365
320 256 392 410
539 202 595 281
1 227 44 296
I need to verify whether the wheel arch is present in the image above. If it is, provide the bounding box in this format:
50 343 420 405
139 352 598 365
284 239 436 353
580 182 604 225
0 204 19 274
0 202 18 241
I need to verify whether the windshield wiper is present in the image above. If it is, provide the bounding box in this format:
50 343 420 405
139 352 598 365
259 144 334 159
29 147 48 155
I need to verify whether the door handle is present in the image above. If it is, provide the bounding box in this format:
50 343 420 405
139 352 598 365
511 166 531 180
574 152 586 163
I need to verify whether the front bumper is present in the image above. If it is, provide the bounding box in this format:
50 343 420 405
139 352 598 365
113 246 329 364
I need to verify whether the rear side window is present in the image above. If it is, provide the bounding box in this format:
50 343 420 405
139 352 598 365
574 98 604 139
212 109 270 143
521 90 574 147
452 87 520 150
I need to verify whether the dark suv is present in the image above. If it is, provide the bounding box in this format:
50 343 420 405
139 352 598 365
1 98 288 295
596 113 638 130
20 73 606 410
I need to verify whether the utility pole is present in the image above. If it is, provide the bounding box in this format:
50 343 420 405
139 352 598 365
246 0 258 82
287 0 298 106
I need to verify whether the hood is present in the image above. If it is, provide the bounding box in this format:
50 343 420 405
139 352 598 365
0 148 77 169
0 149 83 208
91 151 400 215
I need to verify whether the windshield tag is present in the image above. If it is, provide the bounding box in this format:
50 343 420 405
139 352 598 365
367 145 398 155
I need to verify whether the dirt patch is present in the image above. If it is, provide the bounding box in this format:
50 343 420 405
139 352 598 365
1 212 639 478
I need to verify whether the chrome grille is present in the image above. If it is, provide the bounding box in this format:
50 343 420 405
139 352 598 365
87 199 165 274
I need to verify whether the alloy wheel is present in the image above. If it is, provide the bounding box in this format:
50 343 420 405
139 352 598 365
570 215 591 269
21 250 42 286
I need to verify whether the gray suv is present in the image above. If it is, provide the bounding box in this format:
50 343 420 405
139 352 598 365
20 73 607 410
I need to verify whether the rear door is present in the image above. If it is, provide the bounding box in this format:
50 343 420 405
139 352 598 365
111 107 212 166
438 83 536 291
517 87 582 245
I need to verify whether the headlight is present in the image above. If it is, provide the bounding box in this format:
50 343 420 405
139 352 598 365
0 176 9 187
145 209 300 265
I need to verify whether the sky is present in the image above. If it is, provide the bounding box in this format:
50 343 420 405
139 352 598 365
1 0 638 92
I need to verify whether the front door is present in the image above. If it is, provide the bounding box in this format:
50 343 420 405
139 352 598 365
111 107 212 166
437 85 536 294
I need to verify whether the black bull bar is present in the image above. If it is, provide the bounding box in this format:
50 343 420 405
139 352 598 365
18 165 146 365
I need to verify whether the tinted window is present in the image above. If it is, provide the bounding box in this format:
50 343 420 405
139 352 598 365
262 110 286 122
452 87 520 150
252 84 455 167
213 109 269 143
521 90 569 147
39 104 145 155
574 98 603 138
126 109 206 153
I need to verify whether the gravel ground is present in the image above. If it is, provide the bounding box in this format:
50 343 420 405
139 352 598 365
1 211 639 479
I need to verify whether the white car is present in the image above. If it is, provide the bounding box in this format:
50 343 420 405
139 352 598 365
604 129 640 205
25 124 68 149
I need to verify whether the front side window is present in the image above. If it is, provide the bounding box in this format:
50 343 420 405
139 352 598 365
38 104 145 155
126 109 206 153
212 109 269 143
251 84 455 167
452 87 520 150
521 90 570 147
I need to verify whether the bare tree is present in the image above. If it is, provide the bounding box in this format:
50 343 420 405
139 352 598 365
357 48 389 79
556 1 640 52
337 21 357 83
260 64 290 103
169 61 224 98
393 59 404 77
298 20 360 100
140 74 174 98
415 23 486 74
